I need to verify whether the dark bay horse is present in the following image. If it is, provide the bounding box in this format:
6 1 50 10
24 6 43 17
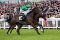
6 6 46 35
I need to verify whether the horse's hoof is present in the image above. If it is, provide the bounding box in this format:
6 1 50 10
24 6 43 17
41 29 44 33
37 33 40 35
41 31 44 33
38 33 40 35
17 33 20 35
7 32 8 34
7 33 9 35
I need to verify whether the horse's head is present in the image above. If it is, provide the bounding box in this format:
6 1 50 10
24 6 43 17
32 5 47 20
32 6 42 16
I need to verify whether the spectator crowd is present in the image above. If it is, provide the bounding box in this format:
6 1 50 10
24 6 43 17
0 0 60 18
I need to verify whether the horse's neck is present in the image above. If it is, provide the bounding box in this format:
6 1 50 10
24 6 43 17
27 9 34 17
26 7 39 19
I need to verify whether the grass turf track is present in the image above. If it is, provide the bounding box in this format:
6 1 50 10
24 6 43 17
0 29 60 40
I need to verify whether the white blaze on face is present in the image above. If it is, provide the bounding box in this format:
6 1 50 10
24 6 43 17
42 13 43 15
19 16 23 20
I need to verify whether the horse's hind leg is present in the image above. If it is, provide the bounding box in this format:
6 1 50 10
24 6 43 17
7 26 11 34
10 25 16 34
17 24 23 35
10 28 14 34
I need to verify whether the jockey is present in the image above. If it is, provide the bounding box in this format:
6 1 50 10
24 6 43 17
20 3 31 16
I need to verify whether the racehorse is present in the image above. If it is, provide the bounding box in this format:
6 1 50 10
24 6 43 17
5 6 46 35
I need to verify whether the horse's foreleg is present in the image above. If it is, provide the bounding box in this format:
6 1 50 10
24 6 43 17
38 24 44 33
34 27 40 35
32 23 40 35
17 24 23 35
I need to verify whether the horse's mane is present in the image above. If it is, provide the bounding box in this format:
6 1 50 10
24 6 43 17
27 7 38 14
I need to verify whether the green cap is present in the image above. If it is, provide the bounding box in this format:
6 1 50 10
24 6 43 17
21 5 28 11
